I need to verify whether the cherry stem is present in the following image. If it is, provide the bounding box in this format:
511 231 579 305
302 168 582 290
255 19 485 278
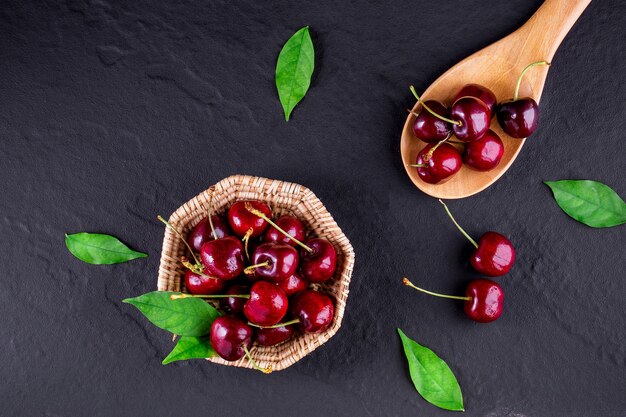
407 163 427 168
248 318 300 329
245 203 313 253
158 215 202 265
424 138 448 162
403 278 471 301
170 293 249 300
244 261 270 275
437 199 478 248
242 344 272 374
180 257 221 280
242 228 253 261
514 60 550 101
409 86 461 126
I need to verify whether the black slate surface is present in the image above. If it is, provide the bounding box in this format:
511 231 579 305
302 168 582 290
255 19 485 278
1 1 625 416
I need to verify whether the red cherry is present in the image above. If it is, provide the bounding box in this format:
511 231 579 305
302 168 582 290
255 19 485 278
412 100 452 143
276 272 308 297
453 84 497 118
200 236 245 280
256 325 296 346
462 129 504 171
246 242 299 283
243 281 288 326
470 232 516 277
210 315 253 361
222 284 249 314
299 238 337 283
228 200 271 238
450 96 490 142
289 290 334 333
413 142 462 184
184 270 226 295
264 215 306 246
187 215 232 252
463 279 504 323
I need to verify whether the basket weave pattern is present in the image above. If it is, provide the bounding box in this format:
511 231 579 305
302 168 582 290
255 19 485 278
157 175 355 371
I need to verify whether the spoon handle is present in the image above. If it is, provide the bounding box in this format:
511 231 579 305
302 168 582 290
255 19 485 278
518 0 591 62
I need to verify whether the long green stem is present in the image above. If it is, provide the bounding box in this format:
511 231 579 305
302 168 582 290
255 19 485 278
242 344 272 374
514 60 550 101
170 293 249 300
403 278 471 301
158 215 201 265
437 199 478 248
248 318 300 329
409 86 461 126
244 261 271 275
245 203 313 253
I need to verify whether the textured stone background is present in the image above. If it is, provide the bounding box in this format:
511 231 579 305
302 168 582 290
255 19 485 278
1 1 624 416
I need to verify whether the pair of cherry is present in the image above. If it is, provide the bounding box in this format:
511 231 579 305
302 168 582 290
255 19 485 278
404 200 515 323
409 61 549 184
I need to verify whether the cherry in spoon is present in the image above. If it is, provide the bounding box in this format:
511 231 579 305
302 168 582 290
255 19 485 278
462 129 504 171
409 141 462 184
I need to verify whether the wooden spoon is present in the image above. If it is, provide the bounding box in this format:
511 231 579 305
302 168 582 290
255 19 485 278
400 0 591 199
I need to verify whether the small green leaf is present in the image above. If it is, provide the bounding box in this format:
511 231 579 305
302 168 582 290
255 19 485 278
544 180 626 228
162 336 216 365
123 291 220 337
275 26 315 121
398 328 464 412
65 233 147 264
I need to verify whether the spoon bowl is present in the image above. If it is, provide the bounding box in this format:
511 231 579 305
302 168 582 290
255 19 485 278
400 0 590 199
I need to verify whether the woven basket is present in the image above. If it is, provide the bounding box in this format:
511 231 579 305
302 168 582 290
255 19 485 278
157 175 355 371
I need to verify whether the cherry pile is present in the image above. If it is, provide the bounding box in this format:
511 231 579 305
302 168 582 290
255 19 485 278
160 200 338 373
403 200 515 323
408 61 549 184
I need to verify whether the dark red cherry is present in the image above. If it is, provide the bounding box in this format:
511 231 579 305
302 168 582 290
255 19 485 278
412 100 452 143
290 290 334 333
248 242 299 283
223 284 249 314
299 238 337 283
185 270 226 295
450 96 490 142
497 98 539 138
243 281 288 326
470 232 516 277
414 142 462 184
210 315 253 361
453 84 497 118
228 200 271 238
463 129 504 171
200 236 244 280
256 324 296 346
264 215 306 246
187 215 232 253
277 272 308 297
463 279 504 323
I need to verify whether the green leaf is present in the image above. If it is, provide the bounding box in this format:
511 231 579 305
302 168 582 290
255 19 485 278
65 233 147 264
544 180 626 228
275 26 315 121
162 336 216 365
123 291 220 337
397 328 464 412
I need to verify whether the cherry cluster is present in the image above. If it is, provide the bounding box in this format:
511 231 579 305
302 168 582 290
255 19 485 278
409 61 549 184
161 200 338 372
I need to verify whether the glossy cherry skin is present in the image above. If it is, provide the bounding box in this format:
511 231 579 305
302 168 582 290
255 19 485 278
497 98 539 138
200 236 245 280
450 96 490 142
251 243 299 283
277 272 308 297
470 232 516 277
243 281 288 326
228 200 271 238
256 325 296 346
264 215 306 246
187 215 232 253
415 143 462 184
412 100 452 143
290 290 334 333
223 284 249 314
299 238 337 283
185 270 226 295
463 279 504 323
453 84 497 118
210 315 254 361
463 129 504 171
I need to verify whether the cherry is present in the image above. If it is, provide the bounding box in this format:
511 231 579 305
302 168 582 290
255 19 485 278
439 200 515 277
256 324 296 347
209 315 271 373
277 272 308 297
243 281 289 326
289 290 334 333
228 200 271 238
245 242 299 283
497 61 549 138
264 215 306 247
187 215 231 252
453 84 497 118
411 100 452 143
462 129 504 171
403 278 504 323
223 284 249 314
200 236 245 280
299 238 337 283
410 142 462 184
